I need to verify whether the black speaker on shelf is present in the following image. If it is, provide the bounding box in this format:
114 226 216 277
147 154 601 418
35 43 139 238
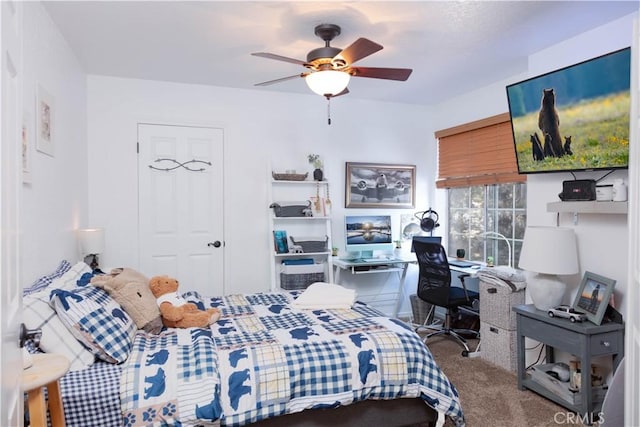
559 179 596 201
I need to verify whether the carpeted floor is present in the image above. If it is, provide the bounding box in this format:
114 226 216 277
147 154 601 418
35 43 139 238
424 336 585 427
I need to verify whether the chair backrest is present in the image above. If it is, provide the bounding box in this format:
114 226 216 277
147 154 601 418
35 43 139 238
410 235 442 252
413 241 453 305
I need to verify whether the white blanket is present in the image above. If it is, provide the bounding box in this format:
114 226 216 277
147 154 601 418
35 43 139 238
476 266 527 291
291 282 357 310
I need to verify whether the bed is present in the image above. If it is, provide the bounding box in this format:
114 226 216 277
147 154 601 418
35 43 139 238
23 262 465 427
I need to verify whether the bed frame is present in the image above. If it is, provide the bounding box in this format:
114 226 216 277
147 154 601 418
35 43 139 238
250 398 438 427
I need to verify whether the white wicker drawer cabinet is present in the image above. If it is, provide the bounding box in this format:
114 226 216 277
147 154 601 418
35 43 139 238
478 279 524 372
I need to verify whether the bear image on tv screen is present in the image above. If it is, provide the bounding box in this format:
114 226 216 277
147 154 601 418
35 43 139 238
537 88 566 158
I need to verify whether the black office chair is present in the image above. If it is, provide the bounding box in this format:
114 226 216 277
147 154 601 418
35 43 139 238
413 240 479 355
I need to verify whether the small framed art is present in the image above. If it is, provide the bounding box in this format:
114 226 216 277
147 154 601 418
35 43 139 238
36 84 55 157
572 271 616 325
345 162 415 208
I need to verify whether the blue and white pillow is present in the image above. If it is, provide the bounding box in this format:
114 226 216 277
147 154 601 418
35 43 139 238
50 286 137 364
23 260 72 296
23 261 96 371
23 289 96 371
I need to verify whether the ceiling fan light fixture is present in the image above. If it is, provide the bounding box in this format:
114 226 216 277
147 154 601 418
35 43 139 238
305 70 350 97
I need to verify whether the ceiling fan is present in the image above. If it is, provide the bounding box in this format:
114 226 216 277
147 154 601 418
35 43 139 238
252 23 413 99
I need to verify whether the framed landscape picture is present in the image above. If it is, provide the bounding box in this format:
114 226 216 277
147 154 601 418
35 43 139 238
345 162 415 209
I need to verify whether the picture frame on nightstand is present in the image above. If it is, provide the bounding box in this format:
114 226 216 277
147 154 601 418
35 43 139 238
572 271 616 325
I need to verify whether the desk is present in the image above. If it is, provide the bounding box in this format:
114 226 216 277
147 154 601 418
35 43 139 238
333 257 416 318
514 304 624 424
22 353 70 427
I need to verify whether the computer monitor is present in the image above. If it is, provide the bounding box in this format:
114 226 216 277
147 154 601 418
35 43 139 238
410 235 442 252
344 215 393 259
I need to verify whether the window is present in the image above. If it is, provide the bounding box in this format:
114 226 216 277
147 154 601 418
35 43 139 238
448 183 526 268
436 113 527 267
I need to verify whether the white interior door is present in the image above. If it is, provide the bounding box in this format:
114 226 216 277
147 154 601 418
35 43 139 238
625 16 639 427
1 1 23 425
138 124 224 297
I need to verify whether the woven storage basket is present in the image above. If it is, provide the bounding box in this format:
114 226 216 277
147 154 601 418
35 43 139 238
270 201 311 217
280 272 325 290
479 279 525 330
480 322 518 372
290 236 328 253
272 172 308 181
410 294 434 325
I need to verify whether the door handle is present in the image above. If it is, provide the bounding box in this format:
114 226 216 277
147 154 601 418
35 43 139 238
208 241 222 248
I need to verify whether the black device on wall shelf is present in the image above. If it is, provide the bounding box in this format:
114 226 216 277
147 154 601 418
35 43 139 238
506 47 631 175
558 179 596 201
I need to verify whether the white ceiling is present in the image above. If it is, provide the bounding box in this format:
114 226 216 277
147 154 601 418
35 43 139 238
43 1 639 106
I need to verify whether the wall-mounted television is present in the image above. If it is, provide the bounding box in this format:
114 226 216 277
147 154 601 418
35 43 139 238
344 215 393 259
506 47 631 174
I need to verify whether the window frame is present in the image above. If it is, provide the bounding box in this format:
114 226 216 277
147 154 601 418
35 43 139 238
447 182 526 268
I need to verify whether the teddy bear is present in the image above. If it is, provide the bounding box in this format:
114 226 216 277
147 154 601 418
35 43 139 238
148 275 221 328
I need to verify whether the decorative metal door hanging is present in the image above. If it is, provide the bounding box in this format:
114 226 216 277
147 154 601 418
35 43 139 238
148 158 211 172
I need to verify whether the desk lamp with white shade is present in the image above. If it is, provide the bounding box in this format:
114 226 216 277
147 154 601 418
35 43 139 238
77 228 105 270
518 226 579 311
481 231 512 268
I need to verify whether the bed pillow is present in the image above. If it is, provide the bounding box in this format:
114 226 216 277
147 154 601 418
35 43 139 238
23 260 72 296
49 261 97 291
22 261 96 371
23 289 95 371
50 286 137 364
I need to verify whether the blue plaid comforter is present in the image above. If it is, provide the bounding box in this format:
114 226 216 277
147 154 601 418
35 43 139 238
120 291 465 426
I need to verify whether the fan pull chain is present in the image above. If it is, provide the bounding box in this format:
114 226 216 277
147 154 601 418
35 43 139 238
327 97 331 125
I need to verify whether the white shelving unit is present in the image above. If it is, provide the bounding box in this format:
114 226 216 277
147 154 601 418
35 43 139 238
268 178 334 291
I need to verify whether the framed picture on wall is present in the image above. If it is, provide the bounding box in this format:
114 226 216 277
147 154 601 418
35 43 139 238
345 162 416 209
36 83 55 157
22 111 32 184
572 271 616 325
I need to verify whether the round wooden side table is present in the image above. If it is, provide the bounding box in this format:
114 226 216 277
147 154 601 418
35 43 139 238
22 353 70 427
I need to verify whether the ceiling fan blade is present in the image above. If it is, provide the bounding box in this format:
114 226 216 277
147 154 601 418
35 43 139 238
349 67 413 81
254 74 306 87
251 52 307 66
329 87 350 98
334 38 383 65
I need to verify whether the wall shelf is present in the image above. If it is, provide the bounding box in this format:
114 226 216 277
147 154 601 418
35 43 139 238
547 201 628 215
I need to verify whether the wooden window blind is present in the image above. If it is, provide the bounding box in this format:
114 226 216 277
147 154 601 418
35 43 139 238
435 112 526 188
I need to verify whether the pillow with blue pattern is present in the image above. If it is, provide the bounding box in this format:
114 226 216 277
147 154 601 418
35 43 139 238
50 286 137 364
23 259 72 296
23 261 96 371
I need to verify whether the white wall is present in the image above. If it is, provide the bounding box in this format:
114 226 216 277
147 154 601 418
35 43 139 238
86 76 434 312
20 2 88 284
429 12 637 316
19 2 636 320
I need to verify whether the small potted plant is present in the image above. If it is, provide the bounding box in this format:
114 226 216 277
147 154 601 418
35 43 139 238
308 154 324 181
